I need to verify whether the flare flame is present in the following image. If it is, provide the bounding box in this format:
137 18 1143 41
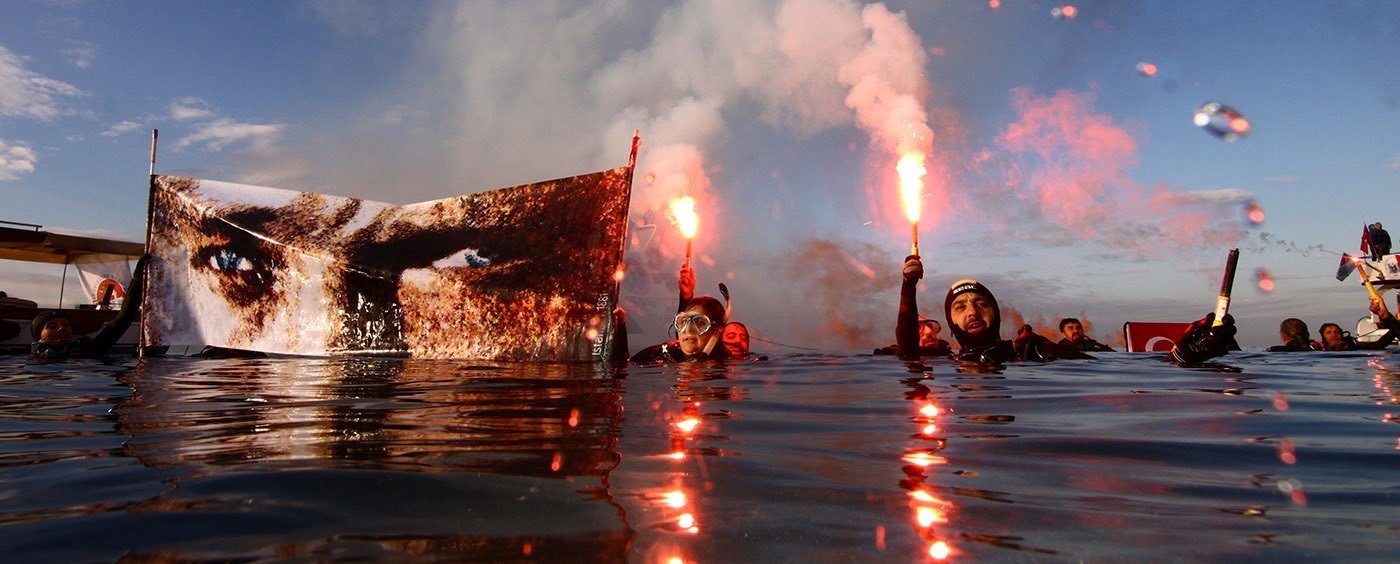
897 151 926 224
669 196 699 239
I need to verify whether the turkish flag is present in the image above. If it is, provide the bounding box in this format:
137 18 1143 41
1123 321 1194 352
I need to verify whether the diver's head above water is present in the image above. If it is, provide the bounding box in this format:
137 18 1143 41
944 279 1000 349
675 295 726 356
30 311 75 361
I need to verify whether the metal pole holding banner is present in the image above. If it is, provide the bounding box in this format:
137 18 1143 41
139 129 158 358
149 129 158 176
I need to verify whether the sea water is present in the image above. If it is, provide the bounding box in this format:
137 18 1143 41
0 351 1396 562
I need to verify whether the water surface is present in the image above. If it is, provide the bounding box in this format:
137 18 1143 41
1 351 1396 561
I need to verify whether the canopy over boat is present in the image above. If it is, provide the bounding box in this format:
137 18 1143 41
0 222 144 265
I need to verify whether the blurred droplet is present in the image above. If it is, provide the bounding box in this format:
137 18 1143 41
1051 4 1078 20
1244 200 1265 226
1136 62 1158 77
1255 268 1275 293
1194 102 1251 141
988 0 1001 8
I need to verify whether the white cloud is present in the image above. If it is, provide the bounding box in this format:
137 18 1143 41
175 118 285 152
1182 188 1254 204
306 0 387 36
169 97 215 120
101 120 142 137
0 139 38 180
62 42 98 69
1386 154 1400 170
377 104 408 126
0 44 84 120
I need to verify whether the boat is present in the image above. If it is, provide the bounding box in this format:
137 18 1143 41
0 221 145 353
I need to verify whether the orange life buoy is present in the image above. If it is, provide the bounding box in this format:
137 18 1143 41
94 278 127 303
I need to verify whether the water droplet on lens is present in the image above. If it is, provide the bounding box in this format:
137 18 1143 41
1194 101 1251 141
1136 62 1158 77
1050 5 1077 20
1244 200 1265 226
1255 268 1275 293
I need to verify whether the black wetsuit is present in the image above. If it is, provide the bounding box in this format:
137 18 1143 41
629 340 734 363
873 340 952 357
1058 337 1114 352
956 335 1094 364
1265 339 1322 352
1326 317 1400 350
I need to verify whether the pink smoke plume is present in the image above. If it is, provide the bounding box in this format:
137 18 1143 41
997 88 1243 253
636 144 716 263
838 3 946 236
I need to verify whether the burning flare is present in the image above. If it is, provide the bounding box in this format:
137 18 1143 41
669 196 699 239
669 196 699 263
897 152 926 224
898 151 927 254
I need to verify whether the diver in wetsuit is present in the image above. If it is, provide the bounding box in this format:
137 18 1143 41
627 295 734 363
1264 318 1322 352
1057 318 1115 352
30 255 149 362
1319 298 1400 351
893 255 1085 363
893 255 1231 365
881 256 955 359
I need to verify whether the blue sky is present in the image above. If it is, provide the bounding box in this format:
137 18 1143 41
2 0 1397 350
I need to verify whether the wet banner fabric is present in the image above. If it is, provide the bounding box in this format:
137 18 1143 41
144 170 631 360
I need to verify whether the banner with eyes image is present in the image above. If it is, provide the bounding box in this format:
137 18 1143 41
143 169 631 360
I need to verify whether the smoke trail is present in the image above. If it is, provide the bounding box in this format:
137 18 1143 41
992 88 1246 255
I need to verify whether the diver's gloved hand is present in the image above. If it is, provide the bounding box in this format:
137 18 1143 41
902 255 923 284
1013 325 1056 362
678 263 696 301
1168 312 1236 365
1369 297 1400 331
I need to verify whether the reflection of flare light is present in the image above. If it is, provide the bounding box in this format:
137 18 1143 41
916 506 947 527
929 540 951 560
903 452 948 467
919 404 941 417
675 418 700 434
663 490 687 508
677 513 699 533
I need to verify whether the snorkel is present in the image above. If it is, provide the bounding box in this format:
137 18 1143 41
701 283 733 356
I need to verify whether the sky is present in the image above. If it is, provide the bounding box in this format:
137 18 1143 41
2 0 1397 351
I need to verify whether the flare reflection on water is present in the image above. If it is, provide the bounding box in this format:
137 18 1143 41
901 373 957 560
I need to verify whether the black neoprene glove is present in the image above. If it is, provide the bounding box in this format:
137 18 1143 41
1013 327 1056 362
902 255 923 284
1168 312 1236 365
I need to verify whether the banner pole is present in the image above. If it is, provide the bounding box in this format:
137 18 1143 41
628 129 640 172
148 129 158 176
139 129 158 358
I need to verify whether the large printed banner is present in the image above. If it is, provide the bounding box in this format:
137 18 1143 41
144 170 631 360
